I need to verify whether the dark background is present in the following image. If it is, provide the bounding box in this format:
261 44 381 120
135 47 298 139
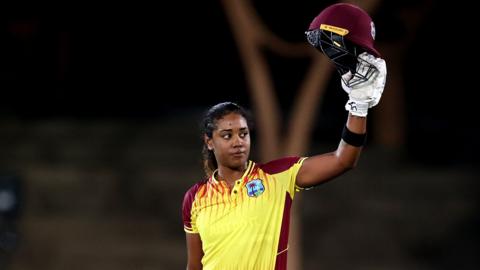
1 1 476 165
0 1 478 269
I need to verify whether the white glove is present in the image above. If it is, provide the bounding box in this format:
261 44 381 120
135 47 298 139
341 52 387 117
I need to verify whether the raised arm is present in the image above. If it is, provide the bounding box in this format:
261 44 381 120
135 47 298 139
296 53 386 188
296 114 366 188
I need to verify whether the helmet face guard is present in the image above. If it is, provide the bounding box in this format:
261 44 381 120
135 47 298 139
305 28 377 87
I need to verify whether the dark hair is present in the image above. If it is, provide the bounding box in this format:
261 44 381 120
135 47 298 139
201 102 253 177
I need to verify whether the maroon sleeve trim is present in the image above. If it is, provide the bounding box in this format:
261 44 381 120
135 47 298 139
182 180 207 229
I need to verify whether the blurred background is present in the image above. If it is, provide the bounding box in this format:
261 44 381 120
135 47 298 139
0 0 478 269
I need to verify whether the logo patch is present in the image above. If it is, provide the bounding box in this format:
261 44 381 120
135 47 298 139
347 101 357 111
320 24 349 36
246 179 265 197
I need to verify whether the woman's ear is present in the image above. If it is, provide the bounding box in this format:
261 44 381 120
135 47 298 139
204 134 213 150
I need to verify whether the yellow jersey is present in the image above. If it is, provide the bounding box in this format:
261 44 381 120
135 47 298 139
182 157 306 270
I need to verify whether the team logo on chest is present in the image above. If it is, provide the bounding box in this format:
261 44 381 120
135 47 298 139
246 179 265 197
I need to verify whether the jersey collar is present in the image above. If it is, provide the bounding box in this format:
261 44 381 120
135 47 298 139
211 160 254 184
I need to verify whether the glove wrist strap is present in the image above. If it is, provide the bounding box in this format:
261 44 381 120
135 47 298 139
345 99 369 117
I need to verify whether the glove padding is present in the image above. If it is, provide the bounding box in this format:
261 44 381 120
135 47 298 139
341 52 387 117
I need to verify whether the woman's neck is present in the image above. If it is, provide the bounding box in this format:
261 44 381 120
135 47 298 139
217 163 247 188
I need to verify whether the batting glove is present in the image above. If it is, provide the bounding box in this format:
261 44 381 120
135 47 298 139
342 52 387 117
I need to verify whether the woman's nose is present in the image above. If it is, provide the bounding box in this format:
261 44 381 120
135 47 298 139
233 135 243 146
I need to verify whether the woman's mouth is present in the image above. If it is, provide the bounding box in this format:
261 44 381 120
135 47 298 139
231 152 245 158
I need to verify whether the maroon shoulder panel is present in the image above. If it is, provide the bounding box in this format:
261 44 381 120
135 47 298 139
259 156 301 175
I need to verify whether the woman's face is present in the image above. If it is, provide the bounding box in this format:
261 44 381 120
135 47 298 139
206 112 251 170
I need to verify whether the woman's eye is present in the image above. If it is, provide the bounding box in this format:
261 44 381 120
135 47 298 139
240 132 248 138
223 134 231 139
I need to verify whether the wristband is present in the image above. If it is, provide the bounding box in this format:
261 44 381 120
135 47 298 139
342 126 366 147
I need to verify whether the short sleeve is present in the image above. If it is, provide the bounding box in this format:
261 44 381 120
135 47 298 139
259 156 308 200
182 184 200 234
287 157 308 195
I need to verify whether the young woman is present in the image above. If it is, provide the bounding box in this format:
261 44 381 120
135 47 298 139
182 3 386 269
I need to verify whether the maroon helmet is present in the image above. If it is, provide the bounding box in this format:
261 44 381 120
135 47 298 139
308 3 379 57
305 3 380 86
